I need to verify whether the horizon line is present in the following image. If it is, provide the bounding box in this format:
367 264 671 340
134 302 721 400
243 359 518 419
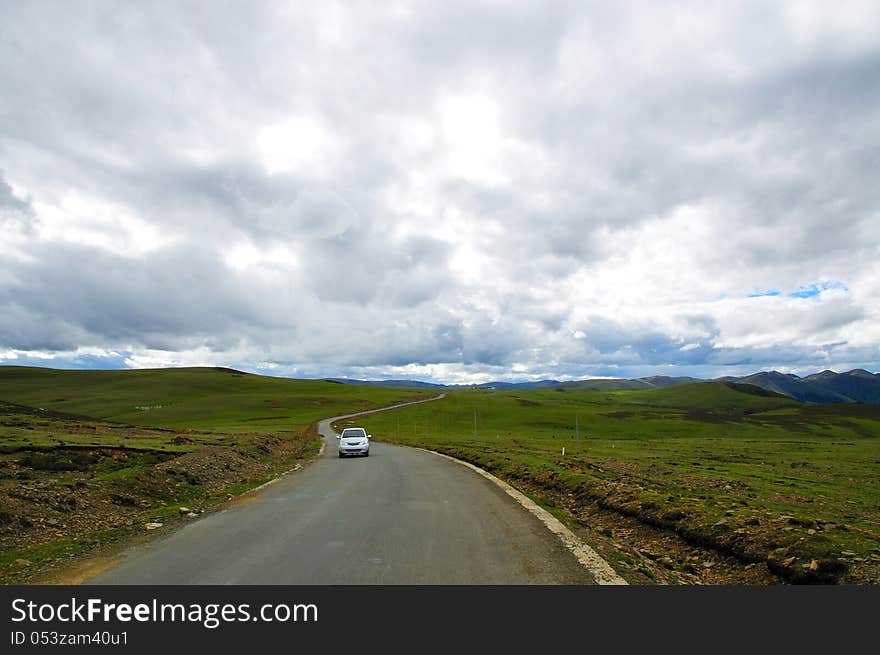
1 362 877 386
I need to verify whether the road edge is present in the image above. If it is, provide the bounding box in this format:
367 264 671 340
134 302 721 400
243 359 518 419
244 440 325 496
419 448 628 585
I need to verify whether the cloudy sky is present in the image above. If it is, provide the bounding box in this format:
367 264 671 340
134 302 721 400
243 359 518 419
1 1 879 383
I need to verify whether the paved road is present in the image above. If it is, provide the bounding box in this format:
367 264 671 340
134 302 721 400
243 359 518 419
88 398 596 584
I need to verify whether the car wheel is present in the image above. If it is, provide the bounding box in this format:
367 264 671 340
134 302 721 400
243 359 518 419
338 453 344 458
364 451 370 457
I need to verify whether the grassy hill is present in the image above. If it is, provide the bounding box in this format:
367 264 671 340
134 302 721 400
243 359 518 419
0 366 429 433
354 381 880 583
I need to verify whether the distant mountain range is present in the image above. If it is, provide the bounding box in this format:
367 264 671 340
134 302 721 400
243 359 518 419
718 369 880 404
325 369 880 404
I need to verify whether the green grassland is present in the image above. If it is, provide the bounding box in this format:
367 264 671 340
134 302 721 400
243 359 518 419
354 382 880 582
0 366 430 435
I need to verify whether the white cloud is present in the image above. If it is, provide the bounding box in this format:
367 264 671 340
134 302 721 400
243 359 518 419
31 190 175 257
255 116 342 177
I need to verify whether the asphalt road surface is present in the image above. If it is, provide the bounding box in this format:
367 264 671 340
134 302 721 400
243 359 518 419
88 398 596 584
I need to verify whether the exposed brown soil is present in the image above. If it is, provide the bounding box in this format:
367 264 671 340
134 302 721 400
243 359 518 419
513 476 778 584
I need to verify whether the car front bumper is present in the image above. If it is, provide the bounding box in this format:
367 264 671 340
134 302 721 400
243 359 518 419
339 445 369 455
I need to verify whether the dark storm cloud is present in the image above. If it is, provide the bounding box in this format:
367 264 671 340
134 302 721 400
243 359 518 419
1 1 878 381
0 242 266 348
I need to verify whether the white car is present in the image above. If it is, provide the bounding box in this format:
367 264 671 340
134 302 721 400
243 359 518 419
337 427 371 457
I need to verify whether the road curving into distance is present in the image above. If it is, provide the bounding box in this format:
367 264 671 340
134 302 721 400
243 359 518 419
88 395 617 584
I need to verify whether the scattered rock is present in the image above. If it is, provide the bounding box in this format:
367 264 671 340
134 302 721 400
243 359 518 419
658 557 675 568
638 548 659 560
783 556 797 568
186 512 198 518
14 559 31 567
809 560 819 571
179 507 191 515
144 522 163 530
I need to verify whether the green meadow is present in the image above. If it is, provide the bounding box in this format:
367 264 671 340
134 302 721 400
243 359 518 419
0 366 430 438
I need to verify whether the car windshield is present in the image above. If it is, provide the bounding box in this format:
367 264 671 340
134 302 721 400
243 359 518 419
341 429 365 438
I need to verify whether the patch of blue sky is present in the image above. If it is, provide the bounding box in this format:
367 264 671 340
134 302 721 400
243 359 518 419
789 280 848 299
0 351 129 370
747 282 848 300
